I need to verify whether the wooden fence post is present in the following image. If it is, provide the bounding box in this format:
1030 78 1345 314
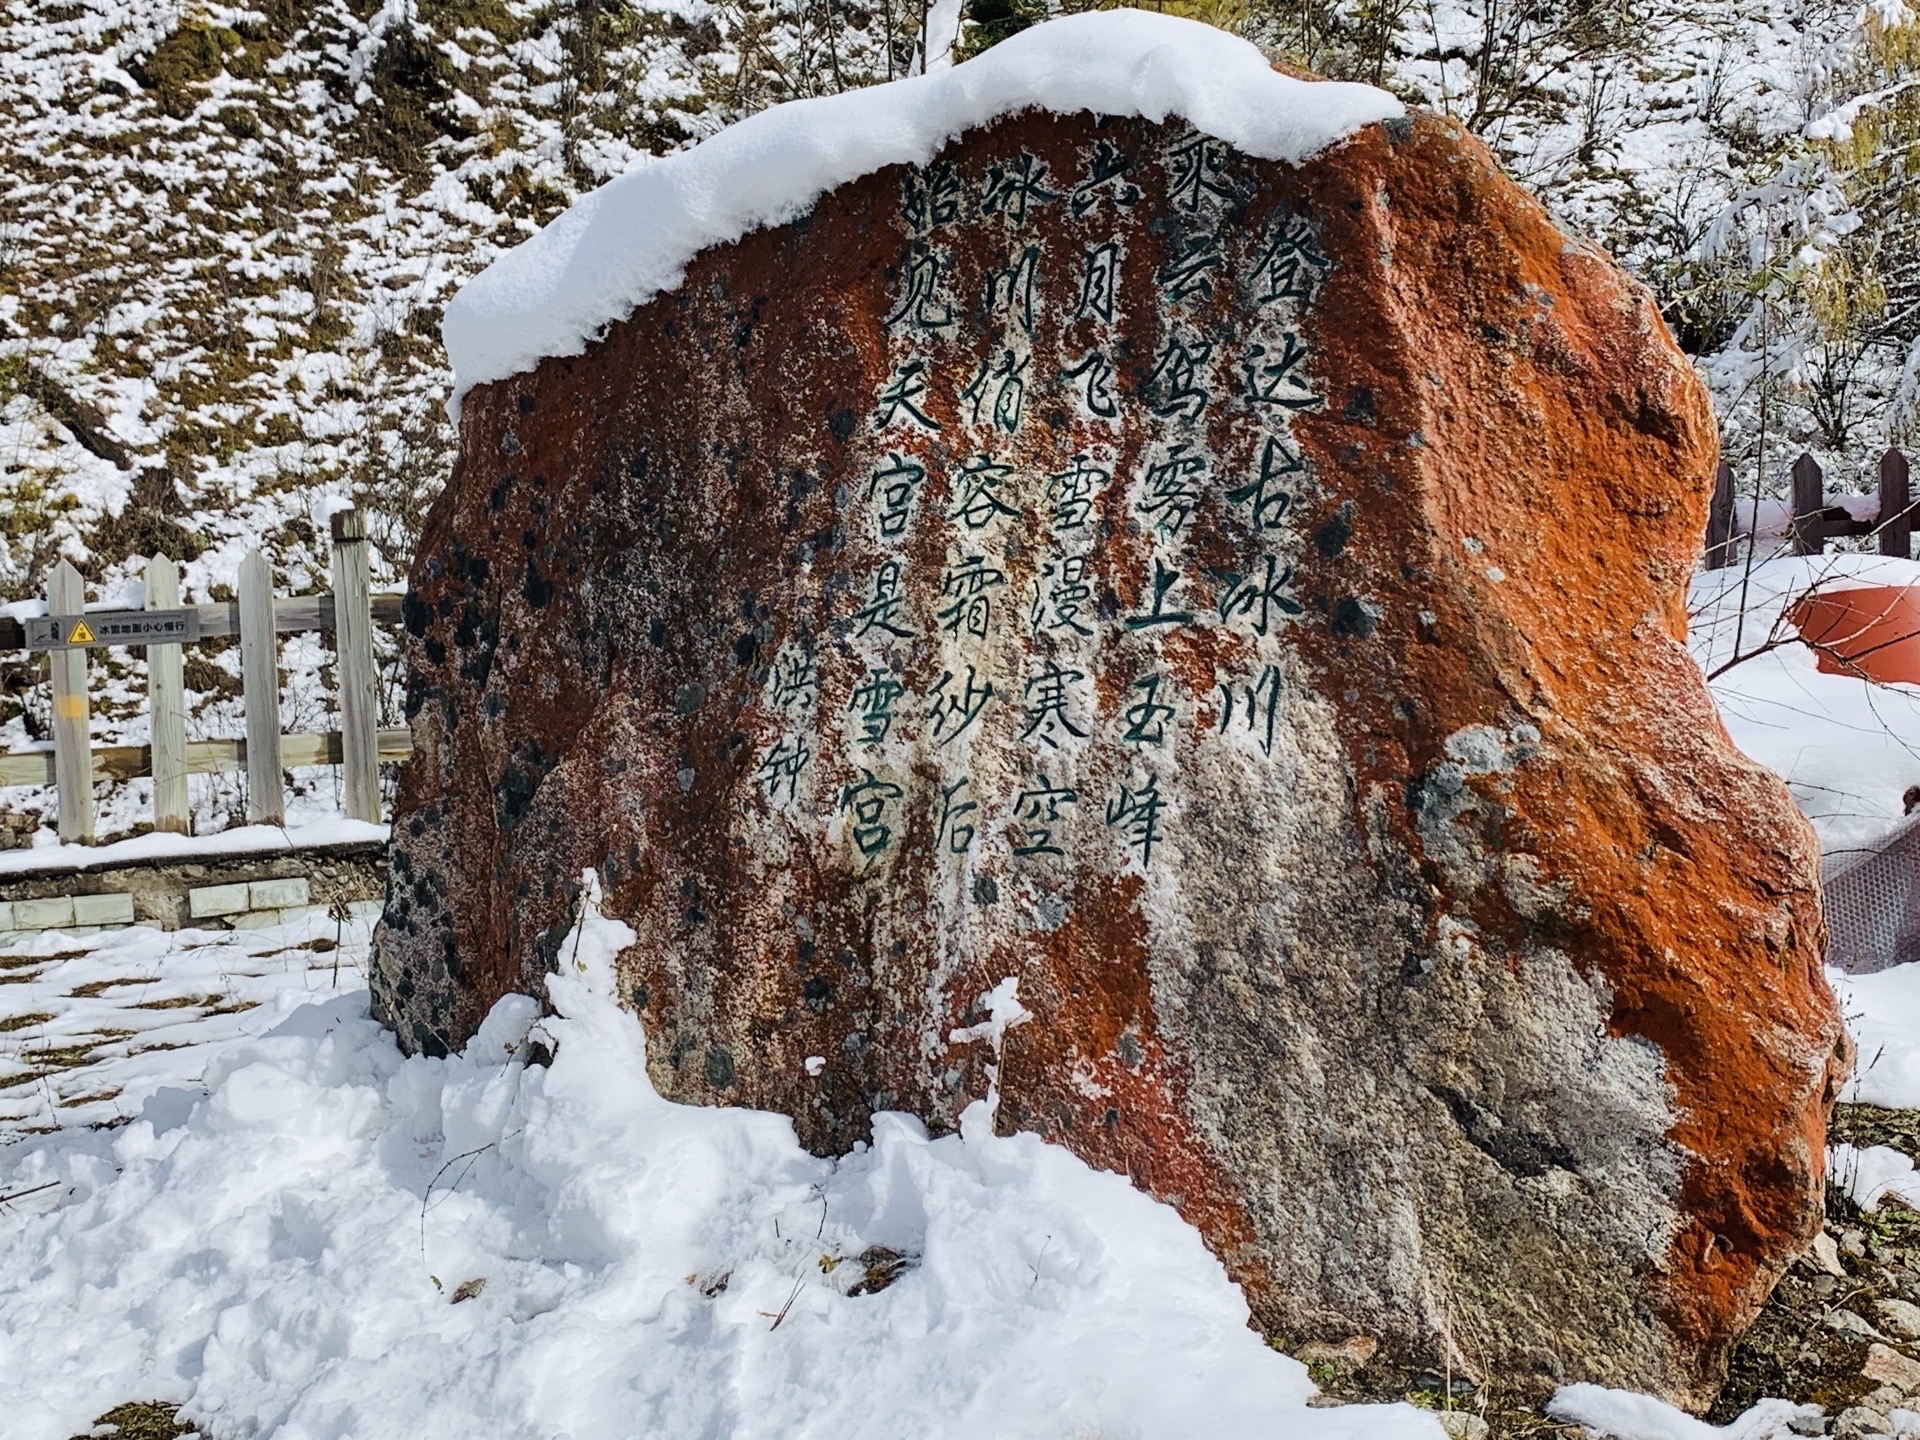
46 559 93 844
238 549 284 825
1705 462 1736 568
146 554 189 834
329 510 380 823
1883 449 1914 559
1791 452 1826 556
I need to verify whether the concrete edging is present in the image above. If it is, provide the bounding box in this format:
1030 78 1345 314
0 839 388 939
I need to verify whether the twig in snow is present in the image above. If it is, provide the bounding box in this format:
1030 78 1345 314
766 1276 807 1331
0 1179 59 1207
1029 1235 1052 1291
417 1128 521 1285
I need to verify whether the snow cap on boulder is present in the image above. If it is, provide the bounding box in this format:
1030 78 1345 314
440 10 1403 415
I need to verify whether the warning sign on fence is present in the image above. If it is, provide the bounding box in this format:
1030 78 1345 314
24 609 201 650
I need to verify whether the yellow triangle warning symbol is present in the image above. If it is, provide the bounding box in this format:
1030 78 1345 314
66 620 94 645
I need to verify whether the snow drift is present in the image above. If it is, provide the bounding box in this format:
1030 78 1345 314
0 878 1442 1440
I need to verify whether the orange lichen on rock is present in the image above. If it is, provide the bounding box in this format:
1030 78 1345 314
372 104 1845 1405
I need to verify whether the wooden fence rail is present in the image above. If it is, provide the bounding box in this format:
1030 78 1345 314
2 509 410 843
1706 448 1915 567
0 729 415 788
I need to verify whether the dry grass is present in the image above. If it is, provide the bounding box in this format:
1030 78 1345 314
14 1027 135 1075
59 1086 122 1108
0 952 51 971
70 977 162 997
69 1401 198 1439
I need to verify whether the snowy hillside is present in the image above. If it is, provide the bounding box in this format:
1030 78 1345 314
2 0 1915 840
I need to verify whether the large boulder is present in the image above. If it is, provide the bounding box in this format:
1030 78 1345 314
372 15 1846 1405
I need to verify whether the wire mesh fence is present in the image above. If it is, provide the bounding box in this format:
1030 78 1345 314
1825 816 1920 973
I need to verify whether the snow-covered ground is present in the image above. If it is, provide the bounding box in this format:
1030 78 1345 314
0 817 388 876
7 888 1920 1438
1693 553 1920 858
0 907 369 1132
1836 962 1920 1108
0 888 1448 1440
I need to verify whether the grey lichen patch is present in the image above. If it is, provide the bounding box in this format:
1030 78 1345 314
1444 723 1541 775
1498 852 1580 925
1413 723 1548 897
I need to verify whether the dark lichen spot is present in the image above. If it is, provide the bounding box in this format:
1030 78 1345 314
523 559 553 609
500 767 538 827
457 611 500 687
828 406 856 443
1331 596 1383 638
1429 1084 1576 1177
1315 501 1355 559
972 874 999 905
705 1048 736 1089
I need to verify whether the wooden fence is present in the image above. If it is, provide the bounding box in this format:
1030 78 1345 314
1705 449 1915 566
0 509 411 843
